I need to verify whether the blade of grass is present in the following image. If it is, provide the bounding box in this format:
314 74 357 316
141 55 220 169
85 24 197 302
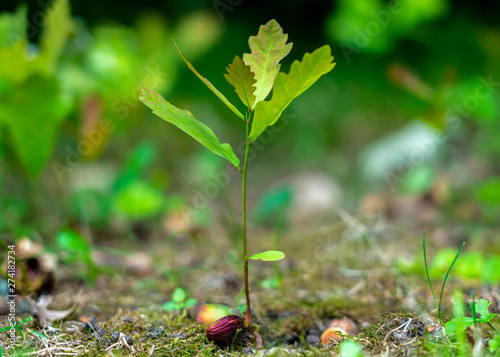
471 294 478 330
438 241 465 320
423 232 437 310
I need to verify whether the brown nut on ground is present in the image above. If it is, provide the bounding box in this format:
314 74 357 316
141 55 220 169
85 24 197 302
206 315 245 347
320 327 349 345
327 317 359 336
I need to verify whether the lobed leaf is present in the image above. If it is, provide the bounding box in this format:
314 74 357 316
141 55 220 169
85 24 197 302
249 45 335 142
174 40 244 121
248 250 285 262
243 19 292 109
140 87 240 169
474 299 498 322
224 55 256 110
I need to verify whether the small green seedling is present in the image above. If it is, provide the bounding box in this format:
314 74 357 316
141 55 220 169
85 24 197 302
0 316 33 340
423 232 465 320
162 287 197 311
445 298 498 335
490 334 499 354
140 19 335 324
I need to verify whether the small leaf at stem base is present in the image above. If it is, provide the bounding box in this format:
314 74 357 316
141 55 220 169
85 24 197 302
248 250 285 261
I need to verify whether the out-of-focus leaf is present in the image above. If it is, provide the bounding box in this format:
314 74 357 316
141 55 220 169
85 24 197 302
395 0 449 31
444 316 473 335
56 230 91 263
113 180 165 219
490 338 499 353
162 301 182 311
339 341 364 357
0 6 30 83
249 45 335 142
327 0 448 54
446 78 499 124
114 142 157 190
184 298 197 308
429 248 457 278
483 255 500 284
0 75 66 176
87 26 139 96
173 41 244 121
224 55 256 110
248 250 285 261
140 87 240 169
399 165 435 195
39 0 72 74
243 19 292 109
476 177 500 205
252 186 292 224
454 251 483 279
0 5 26 47
135 11 169 54
172 287 186 303
173 11 223 59
326 0 393 54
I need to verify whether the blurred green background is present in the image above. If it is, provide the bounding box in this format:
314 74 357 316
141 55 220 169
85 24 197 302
0 0 499 243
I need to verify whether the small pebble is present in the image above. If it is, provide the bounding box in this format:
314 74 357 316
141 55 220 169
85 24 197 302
242 347 255 354
147 326 166 338
111 331 133 345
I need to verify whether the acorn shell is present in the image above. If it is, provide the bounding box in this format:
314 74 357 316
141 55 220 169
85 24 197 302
326 317 359 336
320 327 348 345
206 315 244 346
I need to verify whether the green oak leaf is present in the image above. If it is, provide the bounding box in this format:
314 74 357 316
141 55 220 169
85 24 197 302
174 40 244 121
224 55 256 111
248 250 285 261
243 19 292 109
249 45 335 142
140 87 240 169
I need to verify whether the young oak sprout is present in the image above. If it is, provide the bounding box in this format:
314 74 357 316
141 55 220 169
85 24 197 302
139 19 335 325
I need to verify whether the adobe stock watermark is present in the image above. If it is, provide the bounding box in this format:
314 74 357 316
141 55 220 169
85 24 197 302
386 74 500 191
339 0 403 64
51 63 168 183
213 0 243 21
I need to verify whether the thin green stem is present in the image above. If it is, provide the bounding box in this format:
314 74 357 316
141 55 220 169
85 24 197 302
242 117 252 325
471 294 478 330
438 241 465 320
273 189 290 290
423 232 437 310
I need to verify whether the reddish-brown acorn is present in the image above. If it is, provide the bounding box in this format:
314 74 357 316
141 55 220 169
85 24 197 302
206 315 245 346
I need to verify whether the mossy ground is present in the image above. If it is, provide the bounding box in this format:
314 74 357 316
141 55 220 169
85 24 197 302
1 215 499 356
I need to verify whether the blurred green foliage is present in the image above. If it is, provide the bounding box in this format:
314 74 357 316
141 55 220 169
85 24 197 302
0 2 71 176
55 228 97 281
399 248 500 284
0 0 498 243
